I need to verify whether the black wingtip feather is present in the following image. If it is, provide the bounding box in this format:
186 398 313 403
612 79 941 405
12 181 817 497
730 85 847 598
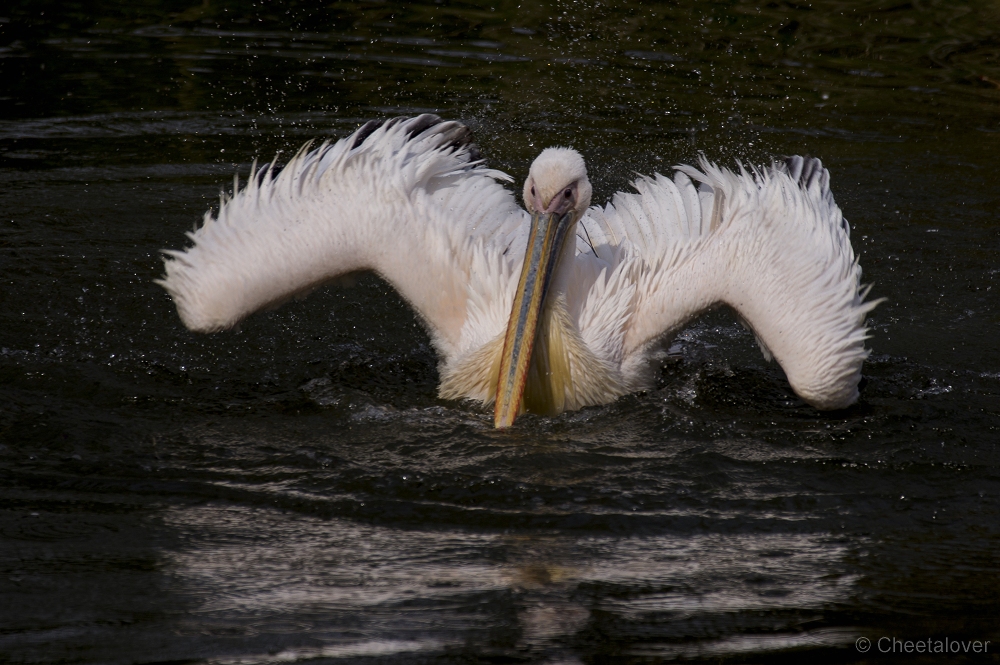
783 155 805 182
782 155 827 190
781 155 847 233
405 114 482 163
349 114 483 165
350 119 380 149
403 113 443 139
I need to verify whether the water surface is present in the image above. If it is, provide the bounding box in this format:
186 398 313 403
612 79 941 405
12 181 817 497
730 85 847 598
1 1 999 662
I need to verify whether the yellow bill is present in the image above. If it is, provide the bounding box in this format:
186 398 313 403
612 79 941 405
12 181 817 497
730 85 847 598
494 210 574 428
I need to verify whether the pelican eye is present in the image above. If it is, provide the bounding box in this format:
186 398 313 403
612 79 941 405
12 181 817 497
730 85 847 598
530 186 536 196
564 188 572 198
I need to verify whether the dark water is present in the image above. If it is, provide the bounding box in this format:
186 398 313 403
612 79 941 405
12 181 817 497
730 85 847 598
2 1 999 662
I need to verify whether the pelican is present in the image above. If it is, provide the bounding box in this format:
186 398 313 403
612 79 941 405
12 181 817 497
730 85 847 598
158 114 879 428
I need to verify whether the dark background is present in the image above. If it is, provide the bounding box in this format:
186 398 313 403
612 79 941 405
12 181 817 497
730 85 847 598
1 1 999 663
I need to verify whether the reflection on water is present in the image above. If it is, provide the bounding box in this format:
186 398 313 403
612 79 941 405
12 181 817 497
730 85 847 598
1 0 999 662
162 504 856 661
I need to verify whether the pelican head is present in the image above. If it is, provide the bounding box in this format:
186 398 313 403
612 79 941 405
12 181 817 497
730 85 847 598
495 148 592 428
522 147 593 219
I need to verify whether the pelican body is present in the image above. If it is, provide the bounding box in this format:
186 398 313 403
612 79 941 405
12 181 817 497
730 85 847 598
159 115 879 427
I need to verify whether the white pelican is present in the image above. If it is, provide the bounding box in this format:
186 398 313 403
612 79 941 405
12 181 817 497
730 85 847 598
159 114 879 428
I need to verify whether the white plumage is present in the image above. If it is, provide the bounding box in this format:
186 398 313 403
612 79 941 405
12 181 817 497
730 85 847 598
159 114 879 422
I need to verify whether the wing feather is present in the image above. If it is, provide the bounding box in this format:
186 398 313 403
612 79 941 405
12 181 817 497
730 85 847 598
580 156 879 410
157 115 523 358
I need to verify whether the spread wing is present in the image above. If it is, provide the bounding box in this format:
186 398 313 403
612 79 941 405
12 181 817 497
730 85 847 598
158 115 526 359
580 156 880 410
